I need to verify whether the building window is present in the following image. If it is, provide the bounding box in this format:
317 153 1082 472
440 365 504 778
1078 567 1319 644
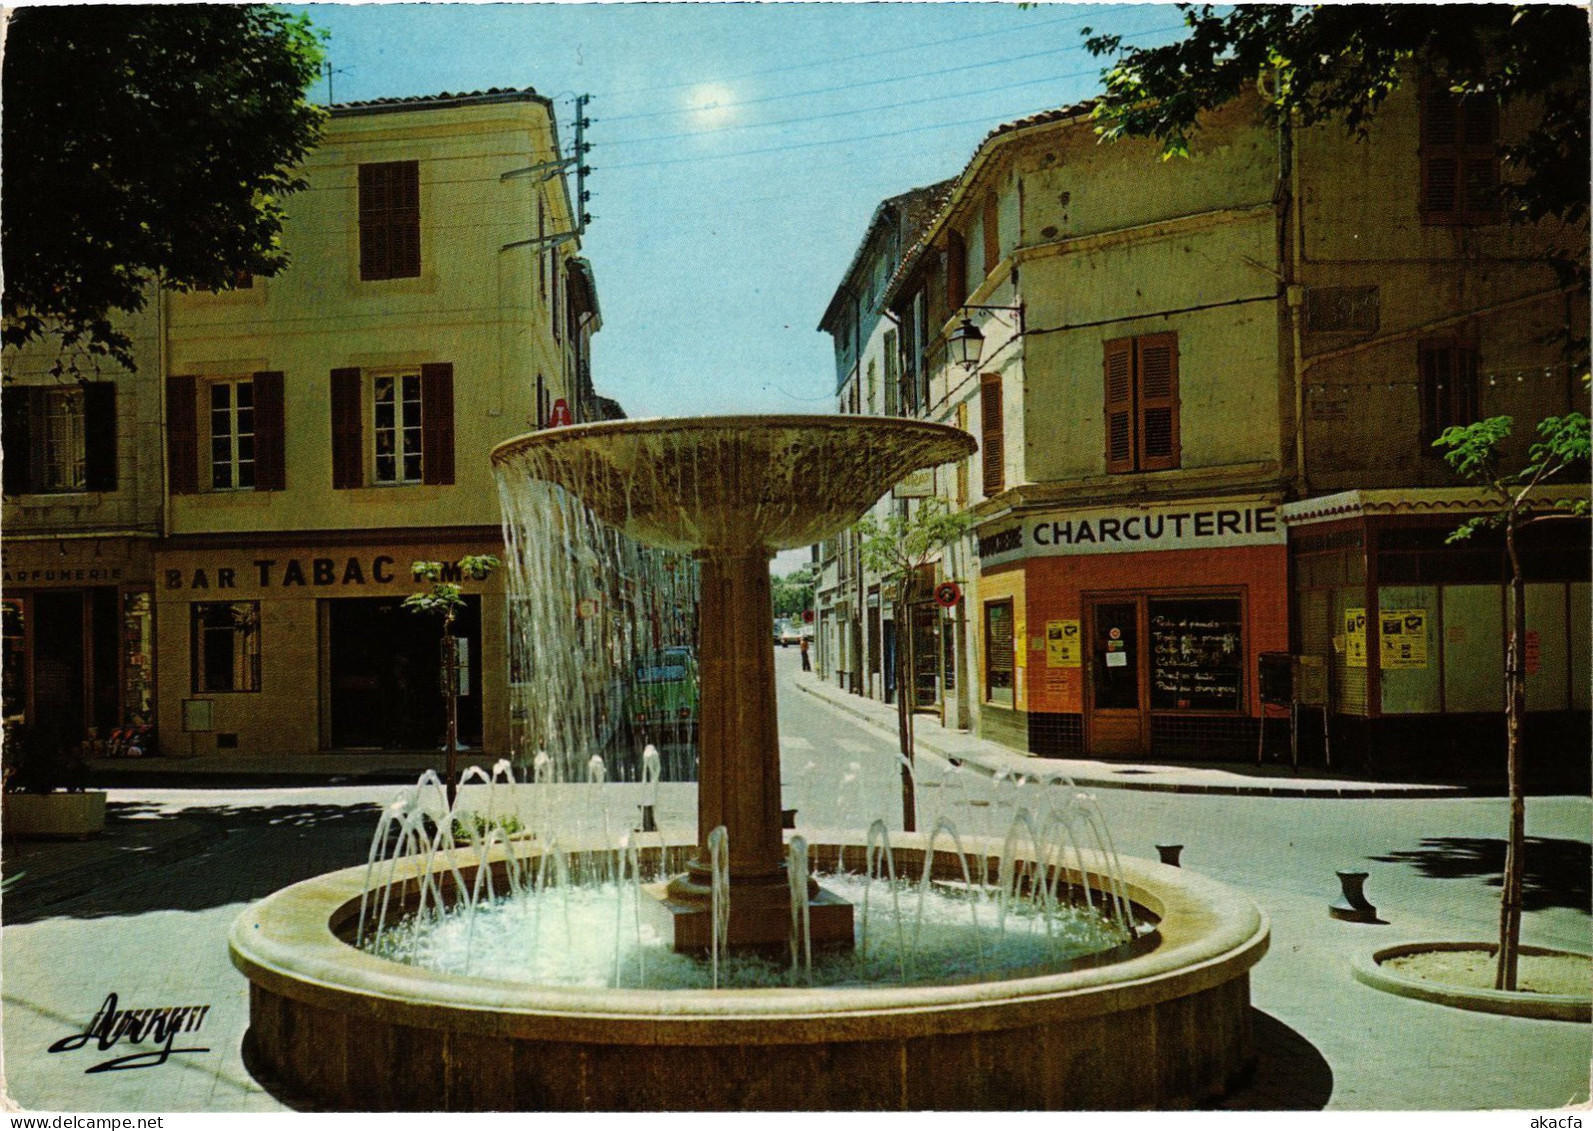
883 329 900 416
946 228 968 317
982 193 1000 278
209 379 255 490
1 384 117 496
373 373 424 485
192 602 261 693
1419 341 1479 447
1104 333 1180 474
330 364 454 489
984 599 1015 708
981 373 1004 496
1148 596 1243 712
166 374 282 495
1420 86 1500 225
358 160 421 280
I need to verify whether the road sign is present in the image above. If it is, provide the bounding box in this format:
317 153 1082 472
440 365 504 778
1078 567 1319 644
802 609 814 623
934 581 961 608
550 398 573 427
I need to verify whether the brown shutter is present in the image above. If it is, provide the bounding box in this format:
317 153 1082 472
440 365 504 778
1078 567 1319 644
167 376 199 495
359 161 420 280
83 383 117 492
946 229 967 314
330 367 363 489
2 386 33 495
1103 338 1135 474
982 193 1000 278
1136 333 1180 472
252 371 286 491
420 362 455 486
980 373 1004 496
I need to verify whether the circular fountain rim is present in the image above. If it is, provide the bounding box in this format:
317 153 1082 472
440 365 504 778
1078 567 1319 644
230 837 1268 1038
488 413 978 470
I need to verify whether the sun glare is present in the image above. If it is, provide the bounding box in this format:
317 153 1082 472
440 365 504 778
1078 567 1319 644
687 83 737 129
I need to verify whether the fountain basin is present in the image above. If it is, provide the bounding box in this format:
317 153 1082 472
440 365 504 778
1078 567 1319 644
230 837 1268 1111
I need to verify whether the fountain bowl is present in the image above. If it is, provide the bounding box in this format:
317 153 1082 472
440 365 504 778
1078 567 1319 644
490 415 978 553
230 836 1268 1111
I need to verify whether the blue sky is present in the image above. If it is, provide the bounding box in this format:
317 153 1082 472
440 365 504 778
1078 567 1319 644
296 3 1187 422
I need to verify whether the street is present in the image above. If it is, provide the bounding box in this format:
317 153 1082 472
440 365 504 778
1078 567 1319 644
0 644 1587 1113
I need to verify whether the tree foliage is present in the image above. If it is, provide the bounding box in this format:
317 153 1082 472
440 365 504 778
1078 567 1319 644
771 564 818 620
2 5 326 375
1084 6 1589 243
856 498 973 596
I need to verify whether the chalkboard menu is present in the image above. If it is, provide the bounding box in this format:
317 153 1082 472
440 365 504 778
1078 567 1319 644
1149 598 1243 711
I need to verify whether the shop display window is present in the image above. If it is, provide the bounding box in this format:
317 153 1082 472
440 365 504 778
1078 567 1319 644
3 599 25 726
1149 597 1243 711
192 601 261 692
984 600 1014 707
122 591 153 722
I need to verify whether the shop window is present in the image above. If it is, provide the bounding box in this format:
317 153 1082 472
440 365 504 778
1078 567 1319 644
359 160 421 280
1420 85 1500 225
210 379 255 490
192 602 261 693
1148 597 1243 712
1419 341 1479 448
981 374 1004 496
984 599 1015 707
1 384 117 495
330 364 454 488
1104 334 1180 474
3 599 25 725
122 592 153 724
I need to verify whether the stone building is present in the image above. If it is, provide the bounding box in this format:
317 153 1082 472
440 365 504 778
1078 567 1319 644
870 78 1587 781
2 88 602 769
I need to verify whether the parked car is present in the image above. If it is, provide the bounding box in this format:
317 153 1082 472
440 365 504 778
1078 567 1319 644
777 624 802 647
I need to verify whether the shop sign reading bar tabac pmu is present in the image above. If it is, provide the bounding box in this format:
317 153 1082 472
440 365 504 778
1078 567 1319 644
976 502 1283 565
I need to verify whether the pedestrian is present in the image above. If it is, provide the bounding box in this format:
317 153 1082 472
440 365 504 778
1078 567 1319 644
799 635 811 672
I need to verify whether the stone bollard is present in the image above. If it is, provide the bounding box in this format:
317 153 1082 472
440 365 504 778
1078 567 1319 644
637 804 658 833
782 808 798 830
1156 844 1184 867
1329 869 1379 922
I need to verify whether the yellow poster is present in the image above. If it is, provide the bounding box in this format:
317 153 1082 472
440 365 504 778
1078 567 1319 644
1046 620 1081 668
1380 607 1429 669
1344 608 1367 668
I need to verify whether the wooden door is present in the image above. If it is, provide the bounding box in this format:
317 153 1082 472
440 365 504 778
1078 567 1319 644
1086 597 1149 756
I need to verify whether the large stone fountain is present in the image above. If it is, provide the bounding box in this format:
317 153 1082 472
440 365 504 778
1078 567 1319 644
229 415 1270 1111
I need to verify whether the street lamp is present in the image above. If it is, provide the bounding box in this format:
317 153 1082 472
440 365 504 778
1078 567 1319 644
948 304 1023 373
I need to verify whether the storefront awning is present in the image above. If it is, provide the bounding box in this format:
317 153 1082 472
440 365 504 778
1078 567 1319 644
1278 485 1590 527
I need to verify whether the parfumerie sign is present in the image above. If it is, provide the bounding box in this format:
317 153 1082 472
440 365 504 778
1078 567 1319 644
978 502 1282 565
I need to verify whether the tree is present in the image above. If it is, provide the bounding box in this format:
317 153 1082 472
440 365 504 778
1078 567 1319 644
856 498 973 832
1084 6 1589 295
771 564 818 620
2 5 326 375
1434 408 1589 991
406 556 501 806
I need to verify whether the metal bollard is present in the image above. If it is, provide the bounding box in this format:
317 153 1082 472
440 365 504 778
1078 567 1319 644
1329 869 1379 922
1155 844 1183 867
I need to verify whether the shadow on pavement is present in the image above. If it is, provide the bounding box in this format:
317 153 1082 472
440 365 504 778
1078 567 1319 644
1369 836 1591 912
3 800 383 925
1208 1008 1334 1110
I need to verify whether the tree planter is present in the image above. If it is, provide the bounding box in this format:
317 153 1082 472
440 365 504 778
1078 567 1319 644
3 791 106 839
1352 942 1592 1022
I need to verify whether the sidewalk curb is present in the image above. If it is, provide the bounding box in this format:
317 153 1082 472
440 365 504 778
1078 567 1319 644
793 677 1465 801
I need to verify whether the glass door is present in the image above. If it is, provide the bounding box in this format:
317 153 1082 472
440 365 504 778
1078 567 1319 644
1086 597 1149 756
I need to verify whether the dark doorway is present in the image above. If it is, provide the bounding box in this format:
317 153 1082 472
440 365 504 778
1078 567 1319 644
326 596 482 750
31 591 86 745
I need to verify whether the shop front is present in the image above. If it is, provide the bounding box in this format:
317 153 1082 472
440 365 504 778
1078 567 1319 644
1 537 157 763
975 498 1289 760
152 535 504 761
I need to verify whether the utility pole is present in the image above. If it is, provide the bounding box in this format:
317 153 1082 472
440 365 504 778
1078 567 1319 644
572 94 593 235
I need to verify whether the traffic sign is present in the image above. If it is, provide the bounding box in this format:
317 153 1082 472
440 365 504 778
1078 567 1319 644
550 398 573 427
802 609 814 624
934 581 962 608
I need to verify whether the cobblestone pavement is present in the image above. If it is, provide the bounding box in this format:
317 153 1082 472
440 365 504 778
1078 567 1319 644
1 656 1587 1114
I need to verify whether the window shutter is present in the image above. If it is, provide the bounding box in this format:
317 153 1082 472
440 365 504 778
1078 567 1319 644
980 374 1004 496
359 161 420 280
2 386 33 495
946 229 967 314
252 371 286 491
330 367 363 489
982 193 1000 278
167 376 199 495
1103 338 1135 474
83 383 117 492
420 362 455 486
1136 333 1180 471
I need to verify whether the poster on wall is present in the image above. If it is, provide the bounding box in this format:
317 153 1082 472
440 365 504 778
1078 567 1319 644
1046 620 1081 668
1344 607 1367 668
1380 608 1429 669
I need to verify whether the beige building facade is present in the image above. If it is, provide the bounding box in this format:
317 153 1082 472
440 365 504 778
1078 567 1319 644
3 88 603 769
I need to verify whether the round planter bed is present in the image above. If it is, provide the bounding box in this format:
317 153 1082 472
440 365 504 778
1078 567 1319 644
1352 942 1591 1022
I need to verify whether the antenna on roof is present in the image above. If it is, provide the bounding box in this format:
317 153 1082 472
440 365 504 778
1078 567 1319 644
322 61 353 106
